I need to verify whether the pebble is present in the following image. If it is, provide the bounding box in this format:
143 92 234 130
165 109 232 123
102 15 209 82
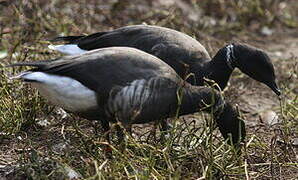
261 26 274 36
260 110 279 126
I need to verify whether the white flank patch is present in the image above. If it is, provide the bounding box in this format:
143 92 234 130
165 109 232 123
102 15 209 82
48 44 87 55
20 72 97 112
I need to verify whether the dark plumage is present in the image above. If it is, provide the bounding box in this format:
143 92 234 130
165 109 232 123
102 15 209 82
9 47 245 145
50 25 281 96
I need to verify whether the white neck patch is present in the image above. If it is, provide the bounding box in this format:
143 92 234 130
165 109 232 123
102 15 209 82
226 44 235 70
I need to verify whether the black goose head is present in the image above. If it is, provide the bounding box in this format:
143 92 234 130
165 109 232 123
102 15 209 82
217 103 246 145
227 43 281 96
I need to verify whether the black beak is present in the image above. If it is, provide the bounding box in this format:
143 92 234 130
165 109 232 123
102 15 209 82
267 81 281 96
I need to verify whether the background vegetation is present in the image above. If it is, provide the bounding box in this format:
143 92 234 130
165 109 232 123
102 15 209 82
0 0 297 179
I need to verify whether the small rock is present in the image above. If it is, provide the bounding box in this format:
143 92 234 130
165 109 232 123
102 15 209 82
12 52 20 59
260 110 279 126
155 0 174 7
261 26 274 36
62 165 82 179
0 50 7 59
52 142 68 154
16 136 22 141
274 51 282 57
56 108 68 119
209 18 217 26
292 138 298 147
36 118 51 127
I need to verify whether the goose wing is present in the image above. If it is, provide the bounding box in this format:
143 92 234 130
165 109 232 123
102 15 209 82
51 25 211 63
11 47 179 91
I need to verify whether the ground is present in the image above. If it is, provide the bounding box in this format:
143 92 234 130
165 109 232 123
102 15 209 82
0 0 297 179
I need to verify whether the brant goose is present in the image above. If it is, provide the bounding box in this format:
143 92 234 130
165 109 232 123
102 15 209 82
49 25 281 96
9 47 245 145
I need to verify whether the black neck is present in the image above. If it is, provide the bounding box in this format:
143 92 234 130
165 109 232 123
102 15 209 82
178 85 223 116
200 46 236 90
178 85 245 144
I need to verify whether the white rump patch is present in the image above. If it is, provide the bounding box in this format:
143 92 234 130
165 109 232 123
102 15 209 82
19 72 97 112
48 44 87 55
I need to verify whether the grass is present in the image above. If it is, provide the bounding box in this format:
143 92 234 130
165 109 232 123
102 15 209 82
0 0 297 179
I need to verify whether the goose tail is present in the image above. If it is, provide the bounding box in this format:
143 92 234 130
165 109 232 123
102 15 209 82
48 44 87 55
